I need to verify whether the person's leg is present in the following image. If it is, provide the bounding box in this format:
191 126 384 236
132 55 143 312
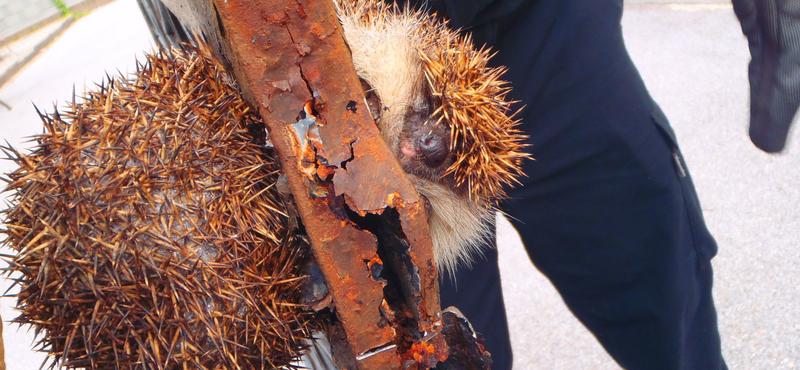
439 245 514 370
405 0 726 367
502 103 726 370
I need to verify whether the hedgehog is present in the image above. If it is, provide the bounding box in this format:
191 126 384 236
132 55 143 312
1 50 321 369
336 0 528 272
1 1 526 368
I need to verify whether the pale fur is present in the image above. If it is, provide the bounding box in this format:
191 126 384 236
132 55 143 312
411 177 495 274
336 1 496 272
336 1 426 151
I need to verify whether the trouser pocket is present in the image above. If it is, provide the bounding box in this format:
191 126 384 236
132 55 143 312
651 102 719 268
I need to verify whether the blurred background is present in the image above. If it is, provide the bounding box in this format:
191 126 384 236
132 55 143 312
0 0 798 369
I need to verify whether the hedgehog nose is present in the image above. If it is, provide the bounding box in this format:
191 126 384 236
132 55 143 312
418 133 448 168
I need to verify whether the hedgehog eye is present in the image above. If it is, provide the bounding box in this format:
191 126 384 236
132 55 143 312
359 78 383 123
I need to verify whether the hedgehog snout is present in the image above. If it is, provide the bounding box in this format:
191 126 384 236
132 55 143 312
418 133 448 168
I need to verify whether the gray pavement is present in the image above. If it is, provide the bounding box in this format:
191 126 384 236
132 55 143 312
0 16 74 87
0 1 798 369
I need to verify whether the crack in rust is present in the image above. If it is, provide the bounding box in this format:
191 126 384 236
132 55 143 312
340 139 356 171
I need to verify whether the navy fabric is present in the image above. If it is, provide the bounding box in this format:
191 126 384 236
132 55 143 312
731 0 800 153
397 1 730 369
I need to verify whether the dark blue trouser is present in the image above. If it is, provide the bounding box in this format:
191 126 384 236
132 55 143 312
432 1 728 369
440 101 727 370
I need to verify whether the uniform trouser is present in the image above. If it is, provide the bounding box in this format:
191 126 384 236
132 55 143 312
440 102 728 370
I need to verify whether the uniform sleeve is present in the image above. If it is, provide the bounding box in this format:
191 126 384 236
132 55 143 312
732 0 800 153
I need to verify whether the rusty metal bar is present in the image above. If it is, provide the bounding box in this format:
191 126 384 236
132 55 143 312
159 0 446 368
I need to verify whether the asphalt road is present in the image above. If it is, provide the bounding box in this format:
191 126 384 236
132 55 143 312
0 1 798 369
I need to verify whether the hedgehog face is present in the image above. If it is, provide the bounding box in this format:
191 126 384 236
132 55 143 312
325 0 465 199
334 1 469 193
362 82 457 187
